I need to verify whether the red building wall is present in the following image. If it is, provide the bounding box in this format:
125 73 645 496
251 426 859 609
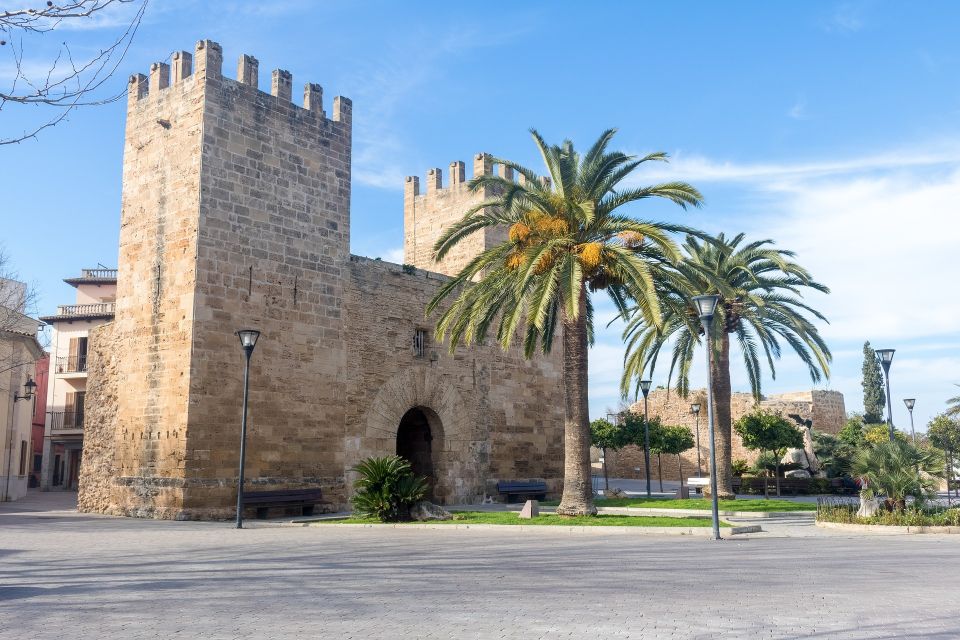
30 355 49 486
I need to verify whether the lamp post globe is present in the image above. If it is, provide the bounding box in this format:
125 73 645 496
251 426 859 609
234 328 261 529
903 398 916 443
692 294 722 541
690 403 702 477
639 379 652 498
876 348 895 441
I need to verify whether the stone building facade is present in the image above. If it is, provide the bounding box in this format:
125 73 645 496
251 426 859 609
77 40 564 519
604 389 846 483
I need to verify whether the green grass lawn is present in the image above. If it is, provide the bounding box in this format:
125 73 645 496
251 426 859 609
540 497 816 512
318 511 730 527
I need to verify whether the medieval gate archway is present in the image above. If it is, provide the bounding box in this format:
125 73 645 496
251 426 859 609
350 368 486 504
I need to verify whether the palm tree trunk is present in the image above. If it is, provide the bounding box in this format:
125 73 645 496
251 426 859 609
711 331 736 499
556 290 597 516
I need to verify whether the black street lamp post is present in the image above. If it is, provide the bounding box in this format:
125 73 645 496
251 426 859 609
235 329 260 529
876 349 896 441
692 294 721 541
690 403 702 477
639 379 652 498
903 398 916 444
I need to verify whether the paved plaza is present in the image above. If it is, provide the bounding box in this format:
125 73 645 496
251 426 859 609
2 492 959 639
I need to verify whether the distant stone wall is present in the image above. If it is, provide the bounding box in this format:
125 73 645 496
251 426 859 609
604 389 846 484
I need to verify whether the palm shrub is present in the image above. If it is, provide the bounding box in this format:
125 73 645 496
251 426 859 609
351 455 429 522
622 233 831 498
850 439 943 511
428 129 702 516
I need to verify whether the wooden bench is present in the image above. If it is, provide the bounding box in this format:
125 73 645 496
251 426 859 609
497 480 547 504
241 488 323 519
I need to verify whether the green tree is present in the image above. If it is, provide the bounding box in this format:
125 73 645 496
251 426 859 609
590 417 627 490
428 129 702 516
837 415 867 447
621 233 831 498
862 342 886 424
865 423 907 445
928 413 960 498
657 425 696 490
851 439 942 511
734 409 804 498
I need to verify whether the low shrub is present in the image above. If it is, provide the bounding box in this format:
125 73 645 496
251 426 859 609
816 497 960 526
351 455 429 522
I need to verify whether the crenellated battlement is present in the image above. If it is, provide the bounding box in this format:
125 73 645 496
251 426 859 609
404 152 550 199
126 39 351 125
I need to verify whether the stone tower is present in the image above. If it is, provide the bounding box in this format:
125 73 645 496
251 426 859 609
79 40 567 520
403 154 512 276
80 40 353 518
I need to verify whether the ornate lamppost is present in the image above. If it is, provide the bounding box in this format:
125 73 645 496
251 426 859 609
692 294 721 541
903 398 916 444
876 348 896 441
639 379 652 497
235 329 260 529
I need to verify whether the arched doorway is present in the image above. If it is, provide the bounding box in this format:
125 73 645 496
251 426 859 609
396 407 439 500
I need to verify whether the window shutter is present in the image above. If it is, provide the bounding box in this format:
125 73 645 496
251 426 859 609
64 392 75 428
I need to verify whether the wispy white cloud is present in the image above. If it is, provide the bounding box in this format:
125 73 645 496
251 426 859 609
628 146 960 184
823 2 865 33
787 97 808 120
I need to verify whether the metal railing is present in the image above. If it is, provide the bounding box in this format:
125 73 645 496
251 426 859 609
49 411 84 431
80 268 118 279
54 302 115 317
56 354 87 374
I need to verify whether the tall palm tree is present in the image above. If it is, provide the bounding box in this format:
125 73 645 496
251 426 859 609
427 129 702 516
946 384 960 418
621 233 831 498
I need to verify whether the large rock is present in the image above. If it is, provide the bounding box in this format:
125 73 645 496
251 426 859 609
605 488 628 499
410 501 452 521
785 468 811 479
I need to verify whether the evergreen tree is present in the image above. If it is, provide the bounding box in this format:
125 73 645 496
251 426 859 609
862 341 886 424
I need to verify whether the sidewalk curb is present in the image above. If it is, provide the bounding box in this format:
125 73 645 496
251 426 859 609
300 521 763 536
816 521 960 535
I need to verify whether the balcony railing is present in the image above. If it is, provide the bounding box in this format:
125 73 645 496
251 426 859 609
80 268 118 279
49 411 84 431
56 354 88 374
54 302 115 317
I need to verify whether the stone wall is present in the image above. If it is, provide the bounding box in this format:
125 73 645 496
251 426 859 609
76 322 122 513
343 257 564 504
604 388 846 484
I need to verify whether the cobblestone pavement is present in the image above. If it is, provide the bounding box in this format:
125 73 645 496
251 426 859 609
2 492 960 639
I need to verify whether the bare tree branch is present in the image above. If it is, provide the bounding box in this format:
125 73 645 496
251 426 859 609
1 0 148 145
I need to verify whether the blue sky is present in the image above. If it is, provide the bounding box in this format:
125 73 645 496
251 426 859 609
3 1 959 431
